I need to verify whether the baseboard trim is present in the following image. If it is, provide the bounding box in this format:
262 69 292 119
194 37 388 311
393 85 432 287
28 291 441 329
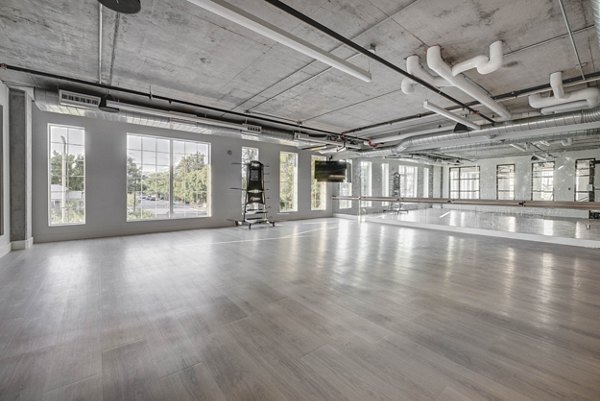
11 237 34 250
0 242 11 258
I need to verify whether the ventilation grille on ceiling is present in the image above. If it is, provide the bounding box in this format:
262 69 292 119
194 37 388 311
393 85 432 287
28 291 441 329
59 90 101 109
243 124 262 134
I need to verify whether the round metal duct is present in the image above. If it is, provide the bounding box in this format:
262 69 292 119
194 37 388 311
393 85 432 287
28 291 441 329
98 0 141 14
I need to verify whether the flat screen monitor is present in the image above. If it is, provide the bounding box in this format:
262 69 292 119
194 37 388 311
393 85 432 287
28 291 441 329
315 161 348 182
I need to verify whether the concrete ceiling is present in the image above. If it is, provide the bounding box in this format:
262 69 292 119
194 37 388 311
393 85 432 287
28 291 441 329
0 0 598 136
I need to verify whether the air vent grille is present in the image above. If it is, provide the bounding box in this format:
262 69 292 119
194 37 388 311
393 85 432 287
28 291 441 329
59 90 100 108
243 124 262 134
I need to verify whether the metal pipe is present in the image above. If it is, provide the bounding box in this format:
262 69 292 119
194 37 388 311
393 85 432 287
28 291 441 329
435 129 600 152
262 0 496 123
331 195 600 210
2 64 340 137
98 3 103 85
557 0 586 80
427 45 511 120
358 108 600 157
185 0 371 82
594 0 600 49
423 101 480 130
344 71 600 136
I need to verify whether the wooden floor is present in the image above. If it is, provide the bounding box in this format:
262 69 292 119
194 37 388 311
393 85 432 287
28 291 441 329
1 218 599 401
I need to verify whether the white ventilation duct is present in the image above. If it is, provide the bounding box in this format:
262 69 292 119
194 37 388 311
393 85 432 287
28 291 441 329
529 72 600 114
34 89 297 145
357 107 600 157
401 55 451 95
427 45 512 120
451 41 504 76
436 129 600 153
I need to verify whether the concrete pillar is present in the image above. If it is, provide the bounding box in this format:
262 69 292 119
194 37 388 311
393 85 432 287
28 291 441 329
9 89 33 249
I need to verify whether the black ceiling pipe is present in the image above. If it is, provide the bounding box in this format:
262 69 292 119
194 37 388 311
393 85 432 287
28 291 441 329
0 64 354 138
262 0 496 124
98 0 141 14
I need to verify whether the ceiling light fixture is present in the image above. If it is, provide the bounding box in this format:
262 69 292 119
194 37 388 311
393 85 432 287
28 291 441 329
105 101 251 131
184 0 372 82
97 0 141 14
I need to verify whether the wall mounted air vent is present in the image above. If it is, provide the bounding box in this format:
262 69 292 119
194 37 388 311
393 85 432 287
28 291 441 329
59 90 101 109
243 124 262 134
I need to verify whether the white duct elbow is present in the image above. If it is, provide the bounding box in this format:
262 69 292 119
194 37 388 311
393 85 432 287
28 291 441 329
401 55 450 95
529 71 600 113
426 45 512 120
451 40 504 76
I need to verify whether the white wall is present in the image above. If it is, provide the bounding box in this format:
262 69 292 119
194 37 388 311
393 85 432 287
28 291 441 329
434 149 600 217
0 81 9 257
32 108 332 242
438 149 600 200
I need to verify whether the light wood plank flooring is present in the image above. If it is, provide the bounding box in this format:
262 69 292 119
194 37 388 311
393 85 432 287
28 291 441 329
0 218 599 400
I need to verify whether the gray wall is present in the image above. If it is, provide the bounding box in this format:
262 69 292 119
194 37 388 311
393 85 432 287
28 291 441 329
0 81 9 257
32 108 332 243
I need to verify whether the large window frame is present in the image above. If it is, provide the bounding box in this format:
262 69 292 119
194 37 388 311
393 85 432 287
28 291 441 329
48 124 86 226
422 167 430 198
449 166 480 199
399 165 418 197
381 163 390 206
280 151 298 212
360 161 372 207
531 162 554 201
496 164 515 200
311 155 327 211
575 158 595 202
338 160 352 209
127 134 211 221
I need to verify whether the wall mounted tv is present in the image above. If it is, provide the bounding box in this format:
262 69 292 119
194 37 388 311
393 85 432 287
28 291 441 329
315 161 348 182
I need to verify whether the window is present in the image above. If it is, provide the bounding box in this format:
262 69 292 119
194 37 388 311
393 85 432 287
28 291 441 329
381 163 390 206
242 147 259 205
422 167 430 198
48 124 85 226
398 165 418 197
127 134 210 221
496 164 515 200
449 166 479 199
360 161 372 207
280 151 298 212
575 159 595 202
338 160 352 209
531 162 554 201
311 155 327 210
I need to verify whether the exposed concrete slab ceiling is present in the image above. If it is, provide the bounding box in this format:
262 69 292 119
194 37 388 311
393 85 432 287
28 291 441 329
0 0 598 133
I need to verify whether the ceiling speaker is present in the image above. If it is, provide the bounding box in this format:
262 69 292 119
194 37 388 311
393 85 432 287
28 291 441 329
98 0 141 14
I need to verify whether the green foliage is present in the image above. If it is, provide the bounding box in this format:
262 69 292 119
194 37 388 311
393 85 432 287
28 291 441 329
50 151 84 191
174 153 208 206
127 152 209 220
